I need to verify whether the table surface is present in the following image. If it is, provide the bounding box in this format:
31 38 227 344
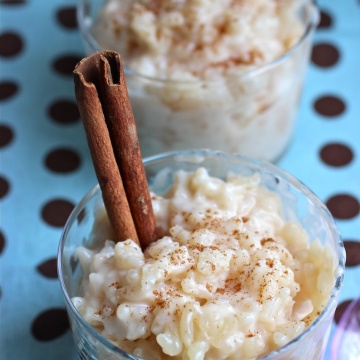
1 0 359 359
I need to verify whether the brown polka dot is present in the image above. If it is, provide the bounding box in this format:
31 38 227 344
0 32 24 57
45 148 81 173
0 0 25 4
37 258 58 279
320 143 354 167
326 194 360 220
0 124 14 148
31 308 69 341
52 54 82 76
314 95 345 117
48 99 80 124
311 43 340 68
334 299 354 324
0 230 5 255
41 199 75 227
344 240 360 267
318 10 333 29
0 81 18 101
77 208 86 224
0 176 10 198
57 6 77 29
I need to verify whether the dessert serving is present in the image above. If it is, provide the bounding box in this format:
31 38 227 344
58 51 344 360
78 0 319 161
72 167 339 359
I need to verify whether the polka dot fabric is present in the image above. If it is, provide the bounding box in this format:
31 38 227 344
0 0 359 359
1 1 93 358
278 2 360 358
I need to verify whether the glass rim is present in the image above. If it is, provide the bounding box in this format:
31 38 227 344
77 0 319 85
58 149 345 359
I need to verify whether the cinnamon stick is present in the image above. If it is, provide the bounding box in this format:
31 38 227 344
73 50 157 249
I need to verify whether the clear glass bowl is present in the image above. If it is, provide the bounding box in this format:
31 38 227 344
77 1 319 162
331 297 360 360
58 149 345 360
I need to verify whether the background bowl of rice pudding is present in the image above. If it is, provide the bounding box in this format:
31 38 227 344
77 0 319 162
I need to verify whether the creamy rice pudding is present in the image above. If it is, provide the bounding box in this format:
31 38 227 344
72 168 336 359
79 0 318 160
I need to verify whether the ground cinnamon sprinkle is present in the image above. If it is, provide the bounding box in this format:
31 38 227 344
188 244 205 252
266 258 275 268
261 238 275 246
206 283 213 292
216 288 226 295
153 290 167 309
110 281 121 290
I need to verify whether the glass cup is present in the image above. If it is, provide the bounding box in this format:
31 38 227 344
58 149 345 360
77 0 319 162
331 297 360 359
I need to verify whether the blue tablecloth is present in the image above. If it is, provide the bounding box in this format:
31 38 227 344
1 0 359 359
